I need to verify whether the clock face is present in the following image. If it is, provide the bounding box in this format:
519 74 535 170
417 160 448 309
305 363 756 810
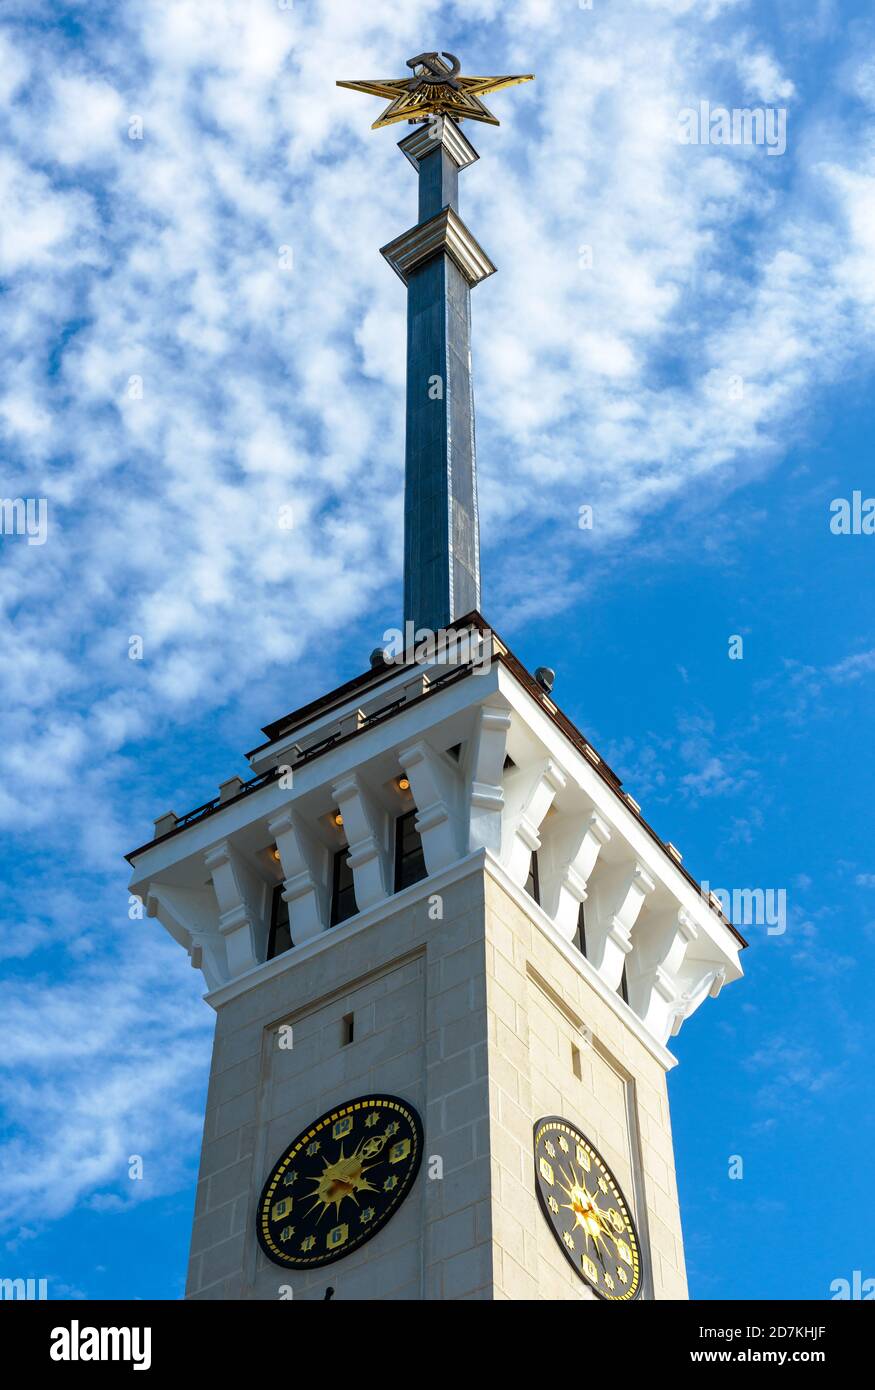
533 1116 644 1301
256 1094 423 1269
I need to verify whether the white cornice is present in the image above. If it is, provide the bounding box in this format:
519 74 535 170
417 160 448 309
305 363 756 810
204 849 488 1011
493 665 743 970
481 852 678 1072
202 845 677 1072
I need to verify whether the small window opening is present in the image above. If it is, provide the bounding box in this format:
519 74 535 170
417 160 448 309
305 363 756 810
575 900 587 956
267 884 292 959
394 810 427 892
330 847 358 927
524 851 540 905
619 964 629 1004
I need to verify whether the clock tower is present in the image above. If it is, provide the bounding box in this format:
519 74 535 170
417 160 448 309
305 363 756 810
127 53 745 1301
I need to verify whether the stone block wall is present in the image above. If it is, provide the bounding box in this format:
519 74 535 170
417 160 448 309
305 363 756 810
186 867 495 1300
484 872 688 1301
185 858 688 1300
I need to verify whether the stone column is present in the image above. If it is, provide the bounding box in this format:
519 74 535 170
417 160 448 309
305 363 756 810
331 773 390 910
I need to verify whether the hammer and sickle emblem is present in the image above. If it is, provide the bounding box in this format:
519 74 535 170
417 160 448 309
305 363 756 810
406 51 462 92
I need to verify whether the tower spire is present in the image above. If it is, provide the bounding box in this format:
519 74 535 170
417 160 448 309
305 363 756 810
338 53 533 635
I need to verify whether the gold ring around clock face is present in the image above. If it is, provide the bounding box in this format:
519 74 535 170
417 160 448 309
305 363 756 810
256 1095 423 1269
533 1116 644 1301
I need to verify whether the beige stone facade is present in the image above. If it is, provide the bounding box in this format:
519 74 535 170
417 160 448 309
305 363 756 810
483 871 687 1301
186 851 687 1301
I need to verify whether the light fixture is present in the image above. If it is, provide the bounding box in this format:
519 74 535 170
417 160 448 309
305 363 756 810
272 847 281 862
535 665 555 694
333 811 344 827
397 776 410 792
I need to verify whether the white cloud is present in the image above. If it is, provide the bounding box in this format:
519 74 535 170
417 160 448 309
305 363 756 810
0 948 211 1226
737 49 796 103
0 154 93 274
829 650 875 683
45 75 126 167
849 55 875 108
0 30 28 104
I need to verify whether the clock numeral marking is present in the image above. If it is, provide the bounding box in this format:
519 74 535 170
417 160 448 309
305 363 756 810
539 1157 555 1185
327 1223 349 1249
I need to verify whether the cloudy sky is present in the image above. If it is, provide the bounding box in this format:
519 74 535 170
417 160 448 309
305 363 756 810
1 0 874 1300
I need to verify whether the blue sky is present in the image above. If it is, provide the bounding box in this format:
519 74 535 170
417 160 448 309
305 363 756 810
1 0 874 1301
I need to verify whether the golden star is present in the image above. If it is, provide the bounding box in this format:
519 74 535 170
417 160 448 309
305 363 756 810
337 51 533 129
304 1144 379 1222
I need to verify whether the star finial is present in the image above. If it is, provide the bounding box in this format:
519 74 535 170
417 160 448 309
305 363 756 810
337 51 534 130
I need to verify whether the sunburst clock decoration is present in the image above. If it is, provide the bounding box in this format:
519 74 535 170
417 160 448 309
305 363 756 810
533 1116 644 1301
337 50 533 129
257 1095 423 1269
